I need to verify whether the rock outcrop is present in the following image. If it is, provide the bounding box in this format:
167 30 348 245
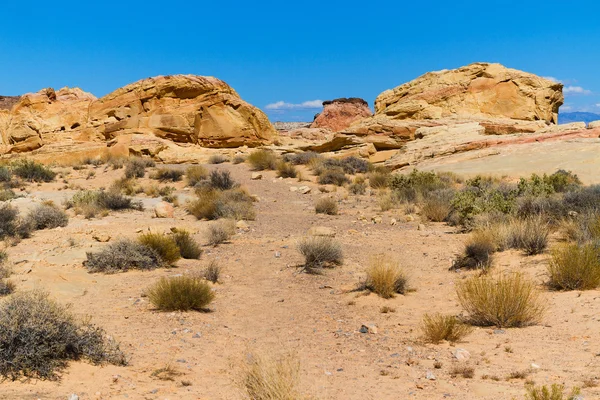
311 98 372 132
0 75 277 155
0 96 19 111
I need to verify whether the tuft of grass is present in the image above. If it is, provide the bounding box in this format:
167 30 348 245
513 217 550 256
297 236 343 273
364 255 408 298
208 154 229 164
368 171 390 189
206 220 235 246
380 306 396 313
349 176 367 195
26 203 69 230
241 352 301 400
315 198 338 215
187 187 255 221
247 150 278 171
0 291 125 380
172 230 203 259
138 232 181 265
421 313 473 344
11 160 56 182
456 273 545 328
548 243 600 290
84 239 164 273
202 260 221 283
524 383 581 400
147 276 214 312
186 165 208 186
276 161 298 178
153 168 184 182
151 364 182 381
449 365 475 379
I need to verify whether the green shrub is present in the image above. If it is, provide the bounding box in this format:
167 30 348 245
138 232 181 265
421 313 473 344
186 165 208 186
11 160 56 182
153 168 184 182
548 243 600 290
0 291 125 380
208 154 229 164
84 239 163 273
315 198 338 215
297 236 343 273
26 203 69 230
247 150 278 171
276 161 298 178
147 276 214 311
524 383 581 400
172 229 203 259
389 170 450 201
451 183 518 229
0 189 16 202
456 273 545 327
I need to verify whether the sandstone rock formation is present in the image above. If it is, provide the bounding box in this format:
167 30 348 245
0 75 277 156
311 98 372 132
0 96 19 111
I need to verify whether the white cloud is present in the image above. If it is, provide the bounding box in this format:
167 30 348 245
562 105 573 111
265 100 323 110
564 86 592 95
543 76 562 83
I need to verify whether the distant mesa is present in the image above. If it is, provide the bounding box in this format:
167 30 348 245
560 112 600 125
311 97 372 132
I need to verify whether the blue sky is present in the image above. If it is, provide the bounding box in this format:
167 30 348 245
1 1 599 121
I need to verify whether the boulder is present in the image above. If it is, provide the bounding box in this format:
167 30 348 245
154 201 174 218
375 62 563 124
311 98 373 132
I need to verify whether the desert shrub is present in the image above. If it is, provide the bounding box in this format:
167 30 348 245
364 255 408 298
378 191 396 211
124 158 154 178
247 150 278 171
172 230 202 259
453 231 496 270
349 176 367 195
276 161 297 178
317 168 349 186
0 189 16 201
147 276 214 311
0 291 125 380
26 203 69 230
524 383 581 400
186 165 208 186
99 190 143 211
202 260 221 283
208 154 229 164
390 170 451 202
188 188 255 221
283 151 320 165
422 189 454 222
451 181 518 229
241 352 300 400
84 239 163 273
153 168 184 182
548 243 600 290
338 156 370 174
315 198 338 215
0 166 12 182
456 273 545 327
138 232 181 265
449 365 475 379
421 313 473 344
209 169 237 190
11 160 56 182
297 236 343 273
0 204 20 239
368 171 390 189
0 280 15 296
517 195 567 221
81 157 104 166
109 177 136 195
206 220 235 246
518 174 556 197
545 170 582 193
232 155 246 164
512 217 550 255
562 184 600 214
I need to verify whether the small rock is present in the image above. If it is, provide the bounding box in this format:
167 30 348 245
531 363 540 369
236 220 250 231
251 172 262 180
274 251 281 258
68 395 79 400
154 201 174 218
493 329 506 335
192 332 202 338
359 324 378 334
405 215 415 222
425 371 436 380
372 216 382 224
289 186 299 192
453 348 471 360
390 218 397 226
92 233 111 243
418 224 426 231
298 186 311 194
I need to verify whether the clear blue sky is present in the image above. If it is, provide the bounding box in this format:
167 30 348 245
1 1 599 121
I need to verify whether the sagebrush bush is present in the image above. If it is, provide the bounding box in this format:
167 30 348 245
187 187 255 220
548 243 600 290
209 169 237 190
315 198 338 215
172 229 203 259
241 352 301 400
0 166 12 182
364 255 408 298
186 165 208 186
124 158 153 178
456 273 545 327
317 168 349 186
297 236 343 273
0 291 125 380
513 217 550 255
349 177 367 195
11 160 56 182
206 220 235 246
524 383 581 400
153 168 184 182
421 313 473 344
208 154 229 164
283 151 320 165
454 231 495 270
202 260 221 283
276 161 298 178
0 204 26 239
247 150 278 171
84 239 163 273
138 232 181 265
147 276 214 311
26 203 69 230
390 170 452 202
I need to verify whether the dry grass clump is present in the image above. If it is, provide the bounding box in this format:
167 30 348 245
208 154 229 164
151 364 182 381
512 217 550 255
84 239 164 273
206 220 235 246
276 161 298 178
240 352 301 400
368 171 390 189
0 280 15 296
138 232 181 265
152 168 184 182
524 383 581 400
283 151 321 165
124 157 155 178
378 191 396 211
315 198 338 215
187 187 255 221
233 155 247 164
422 196 451 222
421 313 473 344
0 203 32 239
209 169 237 190
0 291 125 380
171 229 203 259
449 365 475 379
297 236 343 273
456 273 545 327
349 176 367 195
317 168 349 186
147 276 215 312
364 255 408 298
11 159 56 182
202 260 221 283
453 230 495 270
26 203 69 230
186 165 208 186
548 243 600 290
66 189 143 218
247 150 278 171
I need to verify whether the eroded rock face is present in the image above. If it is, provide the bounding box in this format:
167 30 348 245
311 98 372 132
0 96 20 111
375 62 563 124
